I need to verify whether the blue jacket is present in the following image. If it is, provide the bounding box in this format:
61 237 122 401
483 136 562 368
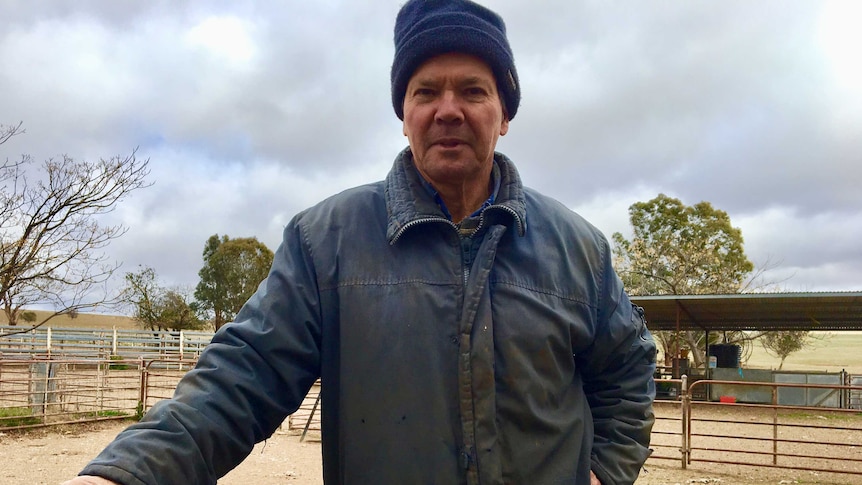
81 149 656 485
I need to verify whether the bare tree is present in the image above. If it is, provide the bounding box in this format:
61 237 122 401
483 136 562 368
121 266 163 330
0 121 24 146
122 266 204 331
0 122 151 336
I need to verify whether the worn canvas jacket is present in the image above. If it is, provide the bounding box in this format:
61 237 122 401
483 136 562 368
81 149 656 485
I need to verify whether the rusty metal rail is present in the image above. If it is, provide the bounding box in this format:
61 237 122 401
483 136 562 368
0 358 144 430
0 357 311 433
5 358 862 481
286 380 321 439
678 378 862 478
140 359 198 411
650 378 686 464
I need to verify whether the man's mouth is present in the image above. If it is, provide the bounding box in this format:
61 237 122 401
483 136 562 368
435 138 464 148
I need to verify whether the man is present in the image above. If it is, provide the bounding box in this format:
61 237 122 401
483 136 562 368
64 1 655 484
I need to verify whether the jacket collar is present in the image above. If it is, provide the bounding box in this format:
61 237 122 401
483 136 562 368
384 147 527 243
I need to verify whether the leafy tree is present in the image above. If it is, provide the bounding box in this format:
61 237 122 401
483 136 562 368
158 290 204 332
0 122 150 335
194 234 273 331
122 266 203 331
760 331 813 370
612 194 755 368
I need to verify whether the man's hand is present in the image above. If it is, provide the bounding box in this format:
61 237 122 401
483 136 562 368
60 476 119 485
590 470 602 485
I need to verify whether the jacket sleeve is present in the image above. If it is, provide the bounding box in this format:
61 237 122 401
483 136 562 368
79 216 323 485
579 238 657 485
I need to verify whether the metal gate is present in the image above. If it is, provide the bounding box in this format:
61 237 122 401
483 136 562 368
849 375 862 409
681 378 862 479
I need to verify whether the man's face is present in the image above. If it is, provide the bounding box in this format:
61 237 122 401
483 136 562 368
402 53 509 190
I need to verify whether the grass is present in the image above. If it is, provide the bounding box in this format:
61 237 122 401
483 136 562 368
0 309 137 330
107 355 134 370
778 410 862 421
0 407 43 427
82 410 131 419
745 331 862 374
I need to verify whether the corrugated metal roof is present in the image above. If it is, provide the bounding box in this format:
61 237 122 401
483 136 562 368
631 292 862 331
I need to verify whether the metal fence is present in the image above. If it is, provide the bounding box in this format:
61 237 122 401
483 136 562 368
4 355 862 480
0 325 214 360
649 376 862 479
0 357 147 429
649 378 686 464
0 355 315 434
287 380 322 441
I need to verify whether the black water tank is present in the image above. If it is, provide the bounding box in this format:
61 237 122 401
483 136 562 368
709 344 741 368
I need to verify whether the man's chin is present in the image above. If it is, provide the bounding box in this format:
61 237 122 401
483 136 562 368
417 159 488 185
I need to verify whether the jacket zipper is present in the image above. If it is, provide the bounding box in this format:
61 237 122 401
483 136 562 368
390 202 524 246
389 216 455 245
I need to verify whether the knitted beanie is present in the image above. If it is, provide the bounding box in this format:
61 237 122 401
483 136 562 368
391 0 520 120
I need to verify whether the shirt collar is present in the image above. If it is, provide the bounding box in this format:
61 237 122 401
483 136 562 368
417 162 502 221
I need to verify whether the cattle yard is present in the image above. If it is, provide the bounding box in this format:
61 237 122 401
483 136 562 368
3 326 862 483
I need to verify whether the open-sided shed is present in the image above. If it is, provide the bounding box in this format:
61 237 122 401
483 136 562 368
631 292 862 332
631 292 862 378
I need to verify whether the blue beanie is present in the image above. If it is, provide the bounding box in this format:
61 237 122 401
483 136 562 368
391 0 520 120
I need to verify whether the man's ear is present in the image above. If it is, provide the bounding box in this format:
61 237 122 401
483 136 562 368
500 118 509 136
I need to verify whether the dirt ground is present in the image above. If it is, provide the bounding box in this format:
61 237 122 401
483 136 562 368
0 417 857 485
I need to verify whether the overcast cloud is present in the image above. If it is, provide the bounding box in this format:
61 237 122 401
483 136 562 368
2 0 860 305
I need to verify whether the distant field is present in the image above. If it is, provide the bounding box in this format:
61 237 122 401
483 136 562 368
0 309 138 330
745 331 862 374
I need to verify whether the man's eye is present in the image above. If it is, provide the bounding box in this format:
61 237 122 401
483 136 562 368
414 88 436 97
465 87 487 97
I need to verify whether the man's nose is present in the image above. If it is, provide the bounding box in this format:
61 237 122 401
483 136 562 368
434 91 464 124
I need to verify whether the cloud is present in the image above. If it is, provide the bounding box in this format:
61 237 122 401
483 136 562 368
2 0 861 302
736 207 862 291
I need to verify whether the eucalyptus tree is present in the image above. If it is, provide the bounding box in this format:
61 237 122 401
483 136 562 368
612 194 755 368
194 234 273 331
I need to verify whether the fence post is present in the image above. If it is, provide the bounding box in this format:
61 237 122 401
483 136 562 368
98 357 105 412
139 358 148 414
842 369 848 409
47 327 52 357
772 386 778 465
112 327 118 356
681 374 689 469
42 362 50 420
179 331 184 361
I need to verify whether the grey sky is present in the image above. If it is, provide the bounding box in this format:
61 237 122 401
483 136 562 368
2 0 860 302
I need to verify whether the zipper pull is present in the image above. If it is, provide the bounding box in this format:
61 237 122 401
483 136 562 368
460 450 471 470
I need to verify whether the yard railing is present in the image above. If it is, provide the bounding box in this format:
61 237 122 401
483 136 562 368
684 379 862 477
649 377 686 463
0 357 200 430
0 326 214 360
4 356 862 480
0 357 145 430
0 355 316 434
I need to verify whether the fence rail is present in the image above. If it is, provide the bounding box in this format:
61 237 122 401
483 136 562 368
0 357 146 430
0 325 214 360
648 376 862 479
3 355 862 480
648 378 686 464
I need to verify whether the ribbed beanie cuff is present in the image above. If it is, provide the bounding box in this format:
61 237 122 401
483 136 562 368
391 0 520 120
